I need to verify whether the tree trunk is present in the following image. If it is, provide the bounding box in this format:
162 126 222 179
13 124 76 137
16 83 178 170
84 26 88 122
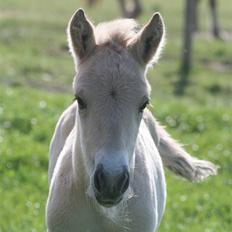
209 0 221 39
177 0 196 95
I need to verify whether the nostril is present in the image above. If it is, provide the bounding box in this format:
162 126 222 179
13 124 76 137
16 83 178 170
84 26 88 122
119 170 130 194
94 166 104 193
94 173 100 192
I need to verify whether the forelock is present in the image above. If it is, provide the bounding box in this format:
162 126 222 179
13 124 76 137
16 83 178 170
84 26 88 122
94 19 139 48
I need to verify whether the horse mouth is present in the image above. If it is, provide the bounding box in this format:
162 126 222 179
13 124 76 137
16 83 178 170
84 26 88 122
95 195 123 208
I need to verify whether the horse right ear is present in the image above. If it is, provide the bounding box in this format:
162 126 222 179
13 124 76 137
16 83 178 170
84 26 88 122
129 12 165 67
67 9 96 63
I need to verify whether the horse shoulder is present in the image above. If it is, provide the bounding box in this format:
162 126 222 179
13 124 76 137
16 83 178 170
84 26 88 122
47 140 75 231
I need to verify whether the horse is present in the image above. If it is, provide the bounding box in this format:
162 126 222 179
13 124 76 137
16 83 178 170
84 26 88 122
46 9 217 232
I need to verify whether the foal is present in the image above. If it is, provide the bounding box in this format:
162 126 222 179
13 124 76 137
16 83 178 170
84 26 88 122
46 9 217 232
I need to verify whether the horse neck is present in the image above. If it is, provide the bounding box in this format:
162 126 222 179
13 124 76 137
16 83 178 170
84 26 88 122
71 122 90 193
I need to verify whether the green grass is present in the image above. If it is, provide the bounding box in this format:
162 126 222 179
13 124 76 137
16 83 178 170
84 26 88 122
0 0 231 231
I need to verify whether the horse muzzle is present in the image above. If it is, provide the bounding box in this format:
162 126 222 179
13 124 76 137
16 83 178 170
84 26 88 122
93 163 130 207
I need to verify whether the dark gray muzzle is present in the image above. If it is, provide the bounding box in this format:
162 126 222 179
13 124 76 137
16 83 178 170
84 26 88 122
93 163 129 207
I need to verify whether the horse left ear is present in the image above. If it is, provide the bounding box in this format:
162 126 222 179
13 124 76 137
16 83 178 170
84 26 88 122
67 9 96 63
129 13 165 66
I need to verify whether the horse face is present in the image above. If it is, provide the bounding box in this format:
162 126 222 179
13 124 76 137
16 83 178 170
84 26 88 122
68 9 164 207
73 48 150 207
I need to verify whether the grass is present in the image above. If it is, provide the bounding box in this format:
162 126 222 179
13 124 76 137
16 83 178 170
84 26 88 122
0 0 231 231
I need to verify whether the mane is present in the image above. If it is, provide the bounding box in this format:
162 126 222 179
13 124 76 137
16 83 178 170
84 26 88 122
94 19 139 47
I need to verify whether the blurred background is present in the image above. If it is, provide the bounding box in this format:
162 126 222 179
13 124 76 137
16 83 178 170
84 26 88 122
0 0 231 231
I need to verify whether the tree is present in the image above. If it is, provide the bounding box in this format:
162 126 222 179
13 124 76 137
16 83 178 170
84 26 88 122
177 0 196 95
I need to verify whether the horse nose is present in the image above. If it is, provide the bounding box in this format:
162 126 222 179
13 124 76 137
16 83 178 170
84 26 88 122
118 169 130 194
94 164 130 200
94 164 105 193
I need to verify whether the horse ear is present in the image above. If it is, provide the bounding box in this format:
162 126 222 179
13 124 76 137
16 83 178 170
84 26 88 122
130 13 165 66
67 9 96 62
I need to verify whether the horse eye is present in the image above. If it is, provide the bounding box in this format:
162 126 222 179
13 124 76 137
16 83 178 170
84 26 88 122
139 99 149 112
75 96 87 110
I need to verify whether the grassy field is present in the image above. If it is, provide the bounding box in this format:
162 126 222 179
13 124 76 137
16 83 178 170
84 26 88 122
0 0 232 231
